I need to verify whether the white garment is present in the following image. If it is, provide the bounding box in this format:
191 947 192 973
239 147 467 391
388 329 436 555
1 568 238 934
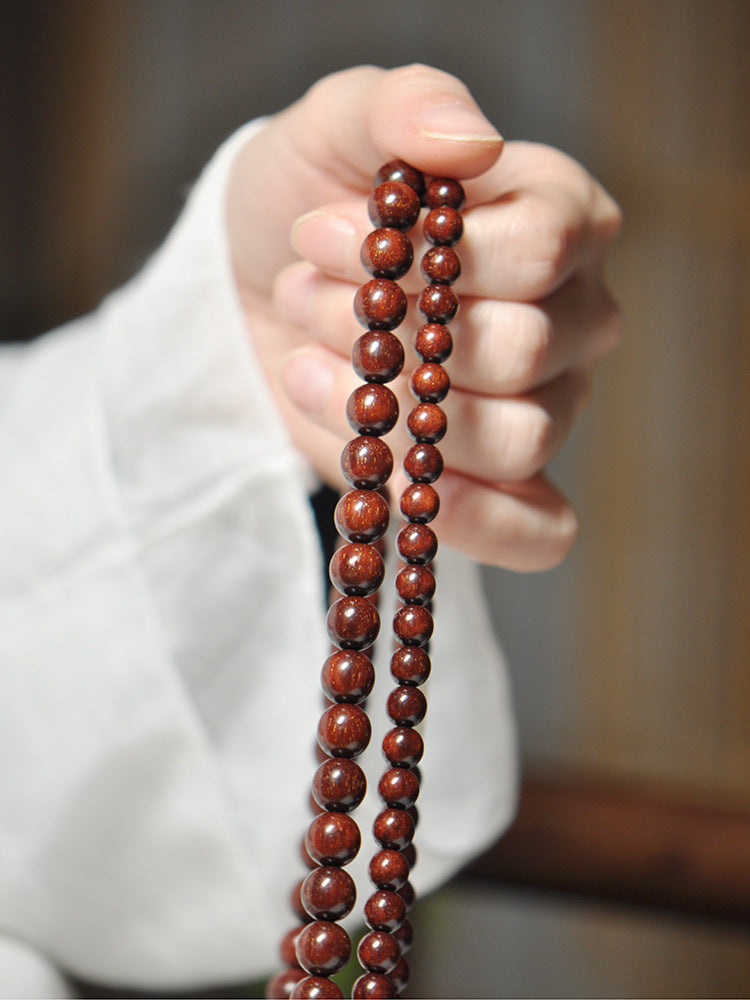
0 122 517 995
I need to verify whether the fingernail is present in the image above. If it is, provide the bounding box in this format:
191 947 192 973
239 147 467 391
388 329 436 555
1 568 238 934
291 210 356 276
415 103 503 144
274 264 319 327
280 351 334 415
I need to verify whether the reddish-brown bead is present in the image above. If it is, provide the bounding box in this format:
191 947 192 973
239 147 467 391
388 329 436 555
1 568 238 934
420 244 461 284
364 889 407 932
318 703 372 758
280 926 303 967
393 917 414 953
403 442 443 483
300 866 357 921
329 545 384 599
335 490 390 543
368 181 421 231
389 956 410 993
321 649 375 702
346 383 399 437
382 727 424 768
390 646 431 686
341 436 393 490
352 330 405 383
386 686 427 727
393 605 434 647
399 482 440 524
374 808 416 851
418 283 459 324
410 363 450 403
360 228 414 280
290 975 344 999
423 205 463 245
395 564 436 606
378 767 420 810
375 160 425 198
295 920 351 977
305 812 361 866
400 845 417 871
357 930 401 975
327 596 380 650
424 177 465 209
414 323 453 363
368 848 411 890
267 966 306 998
291 879 313 923
312 757 367 813
352 973 396 1000
396 523 438 564
354 279 408 331
406 402 447 444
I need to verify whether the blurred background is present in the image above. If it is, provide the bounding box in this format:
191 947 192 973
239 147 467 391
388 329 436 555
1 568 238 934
2 0 749 996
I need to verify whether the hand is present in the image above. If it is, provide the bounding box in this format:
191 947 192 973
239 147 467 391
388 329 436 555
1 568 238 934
226 65 621 570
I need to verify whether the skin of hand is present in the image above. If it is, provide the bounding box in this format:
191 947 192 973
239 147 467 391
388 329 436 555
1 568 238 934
226 64 622 571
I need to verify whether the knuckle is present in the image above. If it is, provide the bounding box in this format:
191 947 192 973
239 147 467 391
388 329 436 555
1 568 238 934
511 195 576 298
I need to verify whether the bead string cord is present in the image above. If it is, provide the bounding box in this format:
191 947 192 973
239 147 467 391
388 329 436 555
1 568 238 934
267 162 464 1000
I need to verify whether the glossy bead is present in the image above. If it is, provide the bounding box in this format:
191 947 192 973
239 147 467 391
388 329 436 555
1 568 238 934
393 605 434 646
378 768 420 810
389 956 410 994
386 686 427 727
368 848 410 890
423 205 463 245
301 866 357 921
399 483 440 524
327 596 380 650
318 703 371 758
400 845 417 871
354 279 407 331
375 160 425 197
266 967 306 998
395 564 435 606
382 727 424 768
341 436 393 489
361 228 414 280
403 442 443 483
396 523 438 564
424 177 465 209
368 181 421 231
406 402 447 444
281 926 303 966
390 646 431 686
410 363 450 403
364 889 407 932
420 245 461 284
393 917 414 952
290 976 344 999
414 323 452 363
346 383 399 436
305 812 361 866
418 283 459 324
295 920 351 976
329 545 384 599
321 649 375 702
352 973 396 1000
312 757 367 813
357 931 401 975
352 330 405 383
374 809 415 851
335 490 390 543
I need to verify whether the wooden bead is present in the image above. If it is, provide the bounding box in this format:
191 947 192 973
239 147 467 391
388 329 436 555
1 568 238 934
312 757 367 813
335 490 390 543
361 228 414 280
393 918 414 953
393 605 434 647
352 973 396 1000
352 330 405 383
382 727 424 768
305 812 361 866
341 436 393 489
329 545 384 598
295 920 351 976
327 596 380 650
280 926 303 966
290 976 344 999
354 279 407 331
321 649 375 702
364 889 407 932
368 848 410 890
424 177 465 209
399 483 440 524
410 363 450 403
389 956 410 994
301 866 357 921
414 323 452 363
403 442 443 483
346 383 399 437
266 967 306 998
374 808 415 851
357 930 401 975
318 703 372 758
395 564 435 606
378 768 420 810
400 845 417 871
390 646 431 686
418 283 459 324
386 686 427 727
291 879 313 923
423 205 463 245
420 245 461 284
375 160 425 198
406 402 447 443
368 181 421 231
396 523 438 564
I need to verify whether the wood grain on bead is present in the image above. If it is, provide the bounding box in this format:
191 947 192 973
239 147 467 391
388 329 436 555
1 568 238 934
410 363 450 403
334 489 390 543
368 848 410 890
320 649 376 702
414 323 453 363
396 523 438 564
420 245 461 285
390 645 431 686
326 595 380 650
373 809 416 852
361 228 414 280
352 972 396 1000
312 757 367 813
386 686 427 727
423 205 463 245
305 812 362 866
395 564 436 606
393 605 434 647
368 181 421 231
341 436 394 490
364 890 407 932
352 330 405 383
295 920 352 976
357 930 401 974
406 402 447 443
346 383 399 437
354 279 408 331
375 160 426 197
399 482 440 524
418 283 459 324
301 866 357 921
403 442 443 483
382 726 424 768
290 976 344 1000
317 703 372 758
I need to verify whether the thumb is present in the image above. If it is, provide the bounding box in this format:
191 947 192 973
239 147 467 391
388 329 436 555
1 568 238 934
227 64 503 292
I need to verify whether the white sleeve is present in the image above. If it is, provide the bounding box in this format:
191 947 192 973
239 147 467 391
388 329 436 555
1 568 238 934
0 121 516 993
